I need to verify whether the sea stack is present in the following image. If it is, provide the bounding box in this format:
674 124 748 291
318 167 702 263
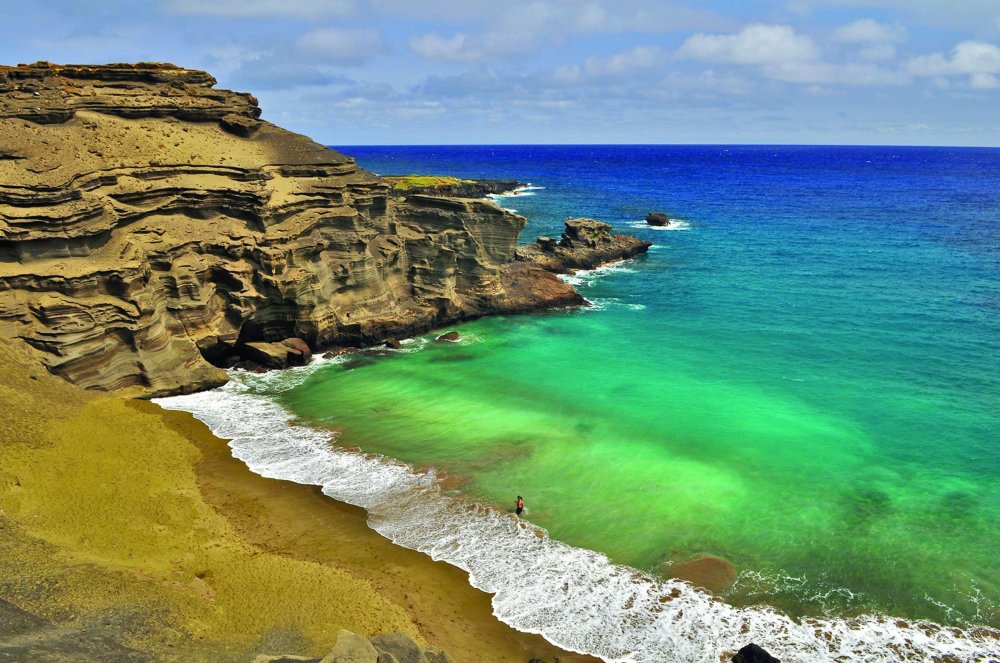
646 212 670 226
517 218 652 272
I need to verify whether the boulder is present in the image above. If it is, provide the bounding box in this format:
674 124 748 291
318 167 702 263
320 629 378 663
384 339 403 350
537 236 559 251
732 643 780 663
281 337 312 364
219 112 261 137
646 212 670 226
434 332 460 343
239 341 290 369
369 633 423 663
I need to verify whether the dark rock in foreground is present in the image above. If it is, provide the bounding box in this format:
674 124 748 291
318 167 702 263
517 218 653 272
732 643 780 663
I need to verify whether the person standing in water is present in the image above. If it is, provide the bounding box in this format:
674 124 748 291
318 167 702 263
515 495 524 515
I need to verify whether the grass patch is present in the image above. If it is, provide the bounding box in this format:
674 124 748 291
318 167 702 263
382 175 475 191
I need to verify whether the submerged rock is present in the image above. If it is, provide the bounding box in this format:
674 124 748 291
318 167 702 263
663 554 738 594
434 331 460 342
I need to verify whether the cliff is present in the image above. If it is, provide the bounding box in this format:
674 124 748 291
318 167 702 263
0 62 647 396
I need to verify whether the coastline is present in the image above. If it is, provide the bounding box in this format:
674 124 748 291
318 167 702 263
156 344 1000 663
0 338 592 662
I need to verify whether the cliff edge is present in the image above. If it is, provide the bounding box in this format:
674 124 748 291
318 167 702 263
0 62 647 396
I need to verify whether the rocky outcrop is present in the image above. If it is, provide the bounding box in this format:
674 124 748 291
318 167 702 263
384 176 522 199
0 62 596 396
646 212 670 226
516 219 652 272
732 643 780 663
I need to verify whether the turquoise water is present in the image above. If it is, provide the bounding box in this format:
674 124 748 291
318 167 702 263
271 145 1000 629
157 147 1000 659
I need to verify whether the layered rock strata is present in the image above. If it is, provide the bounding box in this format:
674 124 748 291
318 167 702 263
0 62 646 396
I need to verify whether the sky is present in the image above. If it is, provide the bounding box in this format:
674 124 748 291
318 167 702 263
2 1 1000 146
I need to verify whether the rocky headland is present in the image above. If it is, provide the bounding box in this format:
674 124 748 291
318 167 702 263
382 175 524 199
0 61 650 662
0 62 647 397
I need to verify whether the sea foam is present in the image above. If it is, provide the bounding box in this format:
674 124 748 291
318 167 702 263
156 368 1000 663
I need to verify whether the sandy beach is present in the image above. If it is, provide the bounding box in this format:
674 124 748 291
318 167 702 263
0 338 594 662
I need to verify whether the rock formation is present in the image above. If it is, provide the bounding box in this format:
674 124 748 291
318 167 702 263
517 218 652 272
731 643 780 663
384 176 522 199
646 212 670 226
0 62 633 396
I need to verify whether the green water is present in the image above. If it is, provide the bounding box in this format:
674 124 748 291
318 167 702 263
281 307 997 626
276 145 1000 629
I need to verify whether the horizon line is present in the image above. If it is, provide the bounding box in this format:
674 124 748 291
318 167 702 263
328 142 1000 150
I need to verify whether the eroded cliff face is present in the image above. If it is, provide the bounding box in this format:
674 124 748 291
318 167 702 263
0 62 584 396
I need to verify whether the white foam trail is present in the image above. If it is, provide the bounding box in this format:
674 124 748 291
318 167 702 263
558 261 638 288
626 219 692 231
156 373 1000 663
625 219 691 230
488 184 543 202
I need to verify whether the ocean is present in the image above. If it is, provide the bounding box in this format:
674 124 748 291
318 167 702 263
157 145 1000 662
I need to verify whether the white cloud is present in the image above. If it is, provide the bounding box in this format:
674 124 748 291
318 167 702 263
583 46 662 77
297 28 383 64
832 19 904 43
857 44 897 61
763 61 908 86
970 73 999 89
677 24 820 66
911 40 1000 75
408 33 479 62
552 46 662 84
168 0 354 18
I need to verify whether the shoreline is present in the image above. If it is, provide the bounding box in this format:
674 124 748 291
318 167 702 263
0 337 592 662
156 346 1000 663
150 401 597 663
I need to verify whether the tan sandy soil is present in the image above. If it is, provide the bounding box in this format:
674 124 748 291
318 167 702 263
0 338 595 662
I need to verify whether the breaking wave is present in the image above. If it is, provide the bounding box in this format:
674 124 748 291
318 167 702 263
156 369 999 663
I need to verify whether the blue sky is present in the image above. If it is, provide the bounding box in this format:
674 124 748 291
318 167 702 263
3 0 1000 145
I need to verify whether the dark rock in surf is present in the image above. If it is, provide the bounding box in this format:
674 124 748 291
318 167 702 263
435 331 460 342
732 643 780 663
646 212 670 226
